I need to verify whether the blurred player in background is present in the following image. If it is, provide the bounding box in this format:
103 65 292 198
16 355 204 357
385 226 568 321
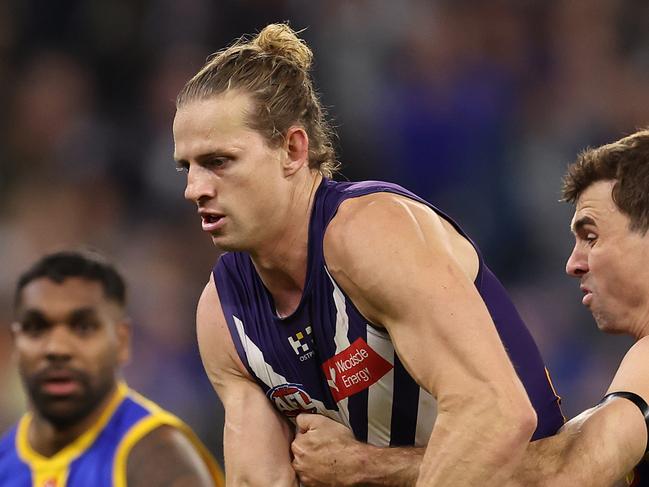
173 23 564 486
507 130 649 487
0 250 225 487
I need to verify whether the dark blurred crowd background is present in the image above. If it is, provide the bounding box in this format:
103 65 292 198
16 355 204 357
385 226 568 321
1 0 648 464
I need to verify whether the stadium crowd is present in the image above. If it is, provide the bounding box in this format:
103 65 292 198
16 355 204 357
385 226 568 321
1 0 648 465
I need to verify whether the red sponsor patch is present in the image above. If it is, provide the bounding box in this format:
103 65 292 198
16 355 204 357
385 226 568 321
321 337 393 402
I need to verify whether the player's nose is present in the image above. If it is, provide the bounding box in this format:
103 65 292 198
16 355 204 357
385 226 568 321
43 324 74 361
566 244 588 277
184 165 216 203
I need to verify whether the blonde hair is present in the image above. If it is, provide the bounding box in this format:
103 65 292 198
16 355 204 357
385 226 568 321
177 23 339 177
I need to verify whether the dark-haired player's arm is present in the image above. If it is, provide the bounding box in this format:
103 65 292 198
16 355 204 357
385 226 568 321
509 337 649 487
317 193 536 487
196 275 298 487
126 425 216 487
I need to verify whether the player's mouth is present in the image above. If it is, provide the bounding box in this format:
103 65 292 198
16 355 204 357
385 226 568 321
38 370 82 397
580 285 592 306
199 211 226 233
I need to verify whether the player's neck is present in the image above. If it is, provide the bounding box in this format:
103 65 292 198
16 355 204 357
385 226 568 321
28 383 119 458
251 172 322 317
634 315 649 341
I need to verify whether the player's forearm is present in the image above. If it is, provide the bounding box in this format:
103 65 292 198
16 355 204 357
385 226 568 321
224 421 299 486
225 444 299 486
344 444 424 486
510 401 644 487
559 400 644 484
226 445 298 487
225 469 298 487
416 398 536 486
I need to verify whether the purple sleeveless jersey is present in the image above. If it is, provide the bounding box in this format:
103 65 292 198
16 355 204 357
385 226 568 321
213 178 564 446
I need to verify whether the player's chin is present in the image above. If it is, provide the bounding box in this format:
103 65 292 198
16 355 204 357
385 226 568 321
38 401 90 427
593 313 624 335
211 235 233 251
597 323 626 335
211 234 245 252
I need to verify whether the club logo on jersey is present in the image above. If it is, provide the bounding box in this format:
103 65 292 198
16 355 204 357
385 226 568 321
43 479 57 487
321 338 393 402
267 383 317 417
288 326 315 361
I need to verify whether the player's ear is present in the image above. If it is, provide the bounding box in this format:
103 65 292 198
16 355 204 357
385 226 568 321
9 322 20 342
9 322 21 364
282 126 309 176
116 318 132 365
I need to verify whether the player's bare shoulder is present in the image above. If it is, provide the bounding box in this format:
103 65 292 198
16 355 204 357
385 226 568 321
327 192 443 236
625 335 649 361
325 192 435 260
196 274 248 388
324 192 478 282
126 425 215 487
608 336 649 401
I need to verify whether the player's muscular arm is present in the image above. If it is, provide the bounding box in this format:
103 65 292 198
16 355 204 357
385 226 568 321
510 402 641 487
197 277 299 487
292 413 423 486
126 425 215 487
323 193 537 487
510 337 649 487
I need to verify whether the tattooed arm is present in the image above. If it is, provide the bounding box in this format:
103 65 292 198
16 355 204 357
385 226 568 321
126 425 216 487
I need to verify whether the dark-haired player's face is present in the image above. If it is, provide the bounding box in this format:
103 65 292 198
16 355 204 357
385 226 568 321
173 90 292 252
13 277 130 427
566 180 649 337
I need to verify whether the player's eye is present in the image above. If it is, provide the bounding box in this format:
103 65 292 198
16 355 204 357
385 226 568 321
175 161 189 173
20 317 49 336
71 319 99 335
204 157 228 169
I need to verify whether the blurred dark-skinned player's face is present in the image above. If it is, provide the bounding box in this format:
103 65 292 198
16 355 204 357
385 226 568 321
566 180 649 338
12 277 130 427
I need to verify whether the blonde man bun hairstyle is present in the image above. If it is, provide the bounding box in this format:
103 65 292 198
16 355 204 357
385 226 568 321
178 23 339 178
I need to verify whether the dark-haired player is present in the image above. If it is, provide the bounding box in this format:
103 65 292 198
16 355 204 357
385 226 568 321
507 130 649 487
0 250 225 486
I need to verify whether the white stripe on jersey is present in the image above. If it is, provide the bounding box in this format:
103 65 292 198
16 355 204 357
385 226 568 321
366 326 395 446
323 273 438 447
232 315 337 419
233 315 285 388
327 271 352 427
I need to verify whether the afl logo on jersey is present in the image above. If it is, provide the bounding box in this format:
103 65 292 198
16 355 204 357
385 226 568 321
267 383 317 417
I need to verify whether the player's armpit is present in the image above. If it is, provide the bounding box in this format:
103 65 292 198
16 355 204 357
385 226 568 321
126 425 215 487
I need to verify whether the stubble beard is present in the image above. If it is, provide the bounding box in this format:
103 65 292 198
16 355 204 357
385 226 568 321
24 367 116 429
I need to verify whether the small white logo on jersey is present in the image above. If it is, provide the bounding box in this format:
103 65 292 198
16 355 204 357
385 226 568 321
288 326 314 361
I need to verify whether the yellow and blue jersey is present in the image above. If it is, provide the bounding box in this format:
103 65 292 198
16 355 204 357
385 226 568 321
0 383 224 487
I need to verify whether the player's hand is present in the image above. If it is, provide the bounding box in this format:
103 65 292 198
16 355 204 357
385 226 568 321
291 413 362 487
